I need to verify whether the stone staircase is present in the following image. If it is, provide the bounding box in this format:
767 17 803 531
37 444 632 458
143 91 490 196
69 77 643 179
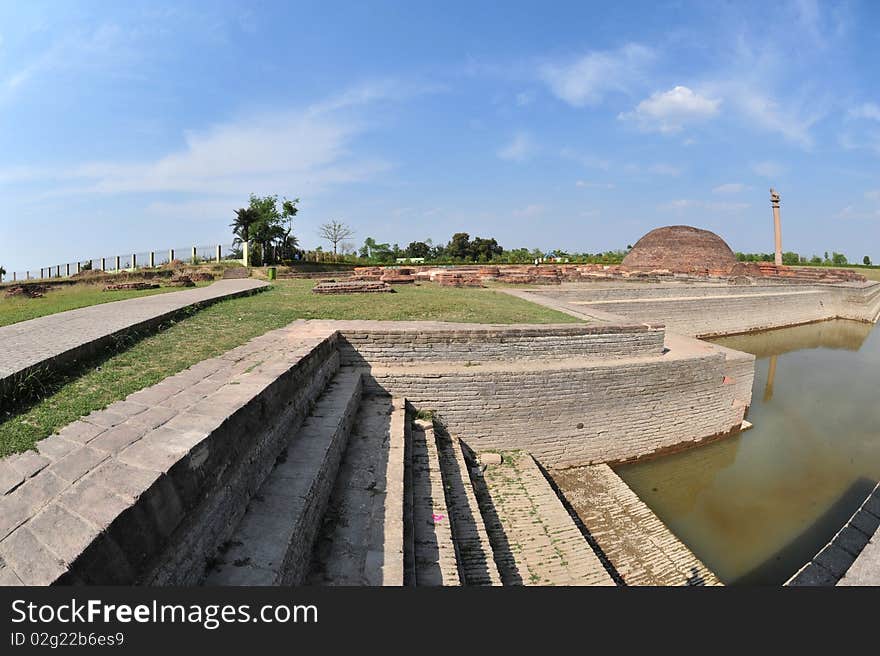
201 368 710 587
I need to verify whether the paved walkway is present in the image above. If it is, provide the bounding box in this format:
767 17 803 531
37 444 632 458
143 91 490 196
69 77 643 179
0 279 268 394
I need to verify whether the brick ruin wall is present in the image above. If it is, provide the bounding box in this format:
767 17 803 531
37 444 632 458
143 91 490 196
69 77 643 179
534 282 880 337
335 323 665 365
363 343 753 468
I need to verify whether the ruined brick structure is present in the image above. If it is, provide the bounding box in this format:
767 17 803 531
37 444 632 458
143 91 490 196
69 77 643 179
622 225 739 276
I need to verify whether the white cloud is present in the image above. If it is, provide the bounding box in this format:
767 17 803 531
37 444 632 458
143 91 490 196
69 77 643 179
752 161 786 178
849 103 880 121
515 91 535 106
575 180 615 189
560 148 610 170
619 86 721 133
661 199 751 212
0 83 397 199
713 183 747 194
648 163 682 176
513 204 545 217
498 132 536 162
539 43 653 107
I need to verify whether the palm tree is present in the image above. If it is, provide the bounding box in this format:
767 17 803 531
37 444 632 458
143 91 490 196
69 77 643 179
231 207 260 246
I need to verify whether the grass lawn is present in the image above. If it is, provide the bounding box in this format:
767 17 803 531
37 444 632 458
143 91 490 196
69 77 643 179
0 282 209 328
0 280 578 456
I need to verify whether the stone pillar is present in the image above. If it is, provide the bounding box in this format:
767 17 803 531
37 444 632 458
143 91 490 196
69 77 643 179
191 246 197 264
770 188 782 267
216 244 222 262
243 242 250 267
40 268 44 279
149 252 155 268
100 258 105 271
78 262 82 274
115 255 121 271
169 249 175 263
132 254 137 270
66 263 70 277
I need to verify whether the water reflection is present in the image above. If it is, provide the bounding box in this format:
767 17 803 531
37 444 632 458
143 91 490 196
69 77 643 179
616 319 880 585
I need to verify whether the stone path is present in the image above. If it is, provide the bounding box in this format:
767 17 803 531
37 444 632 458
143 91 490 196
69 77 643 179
0 279 268 396
553 464 721 586
480 451 614 586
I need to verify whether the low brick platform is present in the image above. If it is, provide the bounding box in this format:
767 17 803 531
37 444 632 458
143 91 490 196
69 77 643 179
311 281 393 294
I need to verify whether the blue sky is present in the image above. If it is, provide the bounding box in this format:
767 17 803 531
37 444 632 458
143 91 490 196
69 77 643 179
1 0 880 273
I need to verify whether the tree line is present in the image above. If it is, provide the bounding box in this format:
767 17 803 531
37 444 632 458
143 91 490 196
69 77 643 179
736 251 872 267
223 194 873 270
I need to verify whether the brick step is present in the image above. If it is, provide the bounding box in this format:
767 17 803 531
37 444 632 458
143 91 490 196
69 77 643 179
552 464 721 586
434 428 502 585
203 369 362 585
409 418 461 586
305 396 406 585
477 451 615 586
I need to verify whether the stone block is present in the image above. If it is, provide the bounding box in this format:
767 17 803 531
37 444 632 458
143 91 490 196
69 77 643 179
88 422 151 455
0 527 68 585
0 463 24 496
35 436 79 462
49 446 107 483
27 503 97 565
7 451 50 479
56 421 105 444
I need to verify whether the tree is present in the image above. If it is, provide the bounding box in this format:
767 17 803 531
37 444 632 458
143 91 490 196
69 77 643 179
360 237 378 259
405 241 430 259
231 195 299 265
470 237 503 262
782 251 800 266
318 221 354 257
447 233 471 260
231 207 260 246
864 255 872 266
832 252 848 266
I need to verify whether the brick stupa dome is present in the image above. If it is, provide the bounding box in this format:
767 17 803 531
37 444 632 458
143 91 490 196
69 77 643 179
622 225 738 275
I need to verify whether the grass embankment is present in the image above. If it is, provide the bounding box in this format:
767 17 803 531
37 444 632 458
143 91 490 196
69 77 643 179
0 283 209 328
0 280 578 456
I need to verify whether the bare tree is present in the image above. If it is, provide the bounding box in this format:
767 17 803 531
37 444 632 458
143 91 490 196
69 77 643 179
318 221 355 258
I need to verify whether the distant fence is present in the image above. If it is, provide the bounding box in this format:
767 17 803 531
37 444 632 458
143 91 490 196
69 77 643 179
6 243 241 283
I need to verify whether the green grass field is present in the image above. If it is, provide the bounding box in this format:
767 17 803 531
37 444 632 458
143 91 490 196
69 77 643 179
0 280 578 456
0 282 209 328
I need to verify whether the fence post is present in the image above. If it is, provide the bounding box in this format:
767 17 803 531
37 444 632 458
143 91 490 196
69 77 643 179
149 252 155 268
115 256 120 271
216 245 221 262
191 246 197 264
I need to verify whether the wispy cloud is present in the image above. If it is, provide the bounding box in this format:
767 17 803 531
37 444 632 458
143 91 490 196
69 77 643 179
498 132 536 162
648 163 682 176
752 161 786 178
619 85 721 133
713 183 747 194
0 83 400 199
539 44 653 107
575 180 615 189
513 203 545 217
661 199 751 212
849 103 880 121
